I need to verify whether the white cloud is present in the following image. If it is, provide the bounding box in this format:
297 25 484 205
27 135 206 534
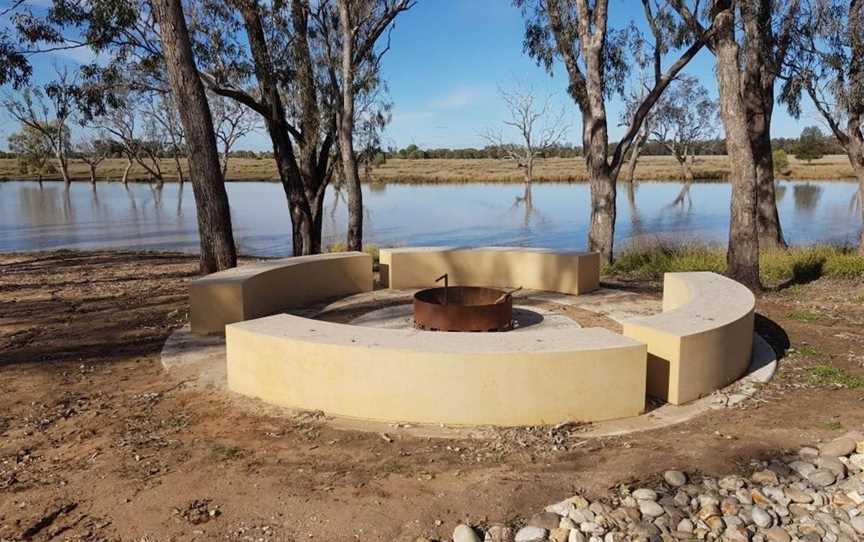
428 86 485 110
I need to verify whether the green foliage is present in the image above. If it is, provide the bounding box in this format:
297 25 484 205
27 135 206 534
793 126 826 164
606 243 724 280
823 253 864 279
8 126 53 176
772 149 790 174
807 365 864 389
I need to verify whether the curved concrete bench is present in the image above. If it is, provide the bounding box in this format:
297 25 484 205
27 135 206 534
379 247 599 295
622 272 756 405
190 252 373 335
226 314 647 426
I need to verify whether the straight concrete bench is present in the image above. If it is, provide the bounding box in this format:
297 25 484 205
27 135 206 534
379 247 600 295
226 314 647 426
190 252 373 335
622 272 756 405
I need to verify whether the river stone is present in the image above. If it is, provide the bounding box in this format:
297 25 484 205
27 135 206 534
752 470 780 485
530 512 563 530
633 488 658 501
816 457 847 478
764 527 791 542
514 526 547 542
851 516 864 534
820 438 857 458
485 525 514 542
721 497 740 516
548 528 570 542
638 499 664 518
808 468 837 487
559 518 577 530
677 519 694 533
665 471 688 487
751 507 773 528
785 487 813 503
568 530 586 542
789 461 817 478
454 524 483 542
848 454 864 471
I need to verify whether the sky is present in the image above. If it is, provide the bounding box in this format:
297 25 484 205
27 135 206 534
0 0 824 152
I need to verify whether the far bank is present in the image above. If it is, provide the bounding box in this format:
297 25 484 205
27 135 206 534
0 154 860 184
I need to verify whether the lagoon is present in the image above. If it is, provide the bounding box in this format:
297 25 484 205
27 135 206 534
1 179 861 255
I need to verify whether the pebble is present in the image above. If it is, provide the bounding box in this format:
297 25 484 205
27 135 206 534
752 470 780 485
528 512 561 530
454 524 482 542
807 469 837 487
514 526 546 542
485 525 513 542
632 488 657 501
851 516 864 534
638 499 664 518
751 507 774 528
820 438 857 458
764 527 792 542
785 487 813 503
567 530 586 542
665 470 688 487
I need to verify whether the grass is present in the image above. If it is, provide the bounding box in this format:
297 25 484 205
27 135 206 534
1 154 861 184
325 242 380 265
786 309 824 322
807 365 864 389
605 242 864 284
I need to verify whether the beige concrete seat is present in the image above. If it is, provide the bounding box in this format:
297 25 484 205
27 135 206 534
190 252 373 335
622 272 756 405
226 314 647 426
379 247 599 295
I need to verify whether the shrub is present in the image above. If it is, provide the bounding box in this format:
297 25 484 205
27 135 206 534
772 149 790 174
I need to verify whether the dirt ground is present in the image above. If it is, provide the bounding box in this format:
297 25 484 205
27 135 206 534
1 250 863 542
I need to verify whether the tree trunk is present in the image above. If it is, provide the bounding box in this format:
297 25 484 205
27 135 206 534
89 164 97 184
847 138 864 255
625 132 644 183
675 153 695 182
57 151 71 186
337 0 363 252
714 7 761 291
524 154 535 184
173 154 186 185
583 104 616 263
750 108 786 248
122 156 133 186
153 0 237 274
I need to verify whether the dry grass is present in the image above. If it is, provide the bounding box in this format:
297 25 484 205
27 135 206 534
0 153 858 184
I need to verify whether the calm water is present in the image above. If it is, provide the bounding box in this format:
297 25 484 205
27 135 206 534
1 180 861 255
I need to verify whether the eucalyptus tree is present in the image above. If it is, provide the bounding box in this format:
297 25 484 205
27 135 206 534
75 134 112 184
670 0 772 289
1 69 79 185
209 92 261 179
328 0 414 251
5 0 237 272
782 0 864 253
741 0 801 249
650 75 718 182
515 0 713 263
194 0 338 255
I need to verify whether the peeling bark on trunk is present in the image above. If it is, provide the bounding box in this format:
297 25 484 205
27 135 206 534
337 0 363 252
122 156 133 187
714 6 761 290
153 0 237 273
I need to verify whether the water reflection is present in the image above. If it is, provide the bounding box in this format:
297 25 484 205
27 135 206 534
0 179 861 255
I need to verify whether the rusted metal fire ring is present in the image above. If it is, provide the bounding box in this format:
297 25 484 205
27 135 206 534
413 285 514 332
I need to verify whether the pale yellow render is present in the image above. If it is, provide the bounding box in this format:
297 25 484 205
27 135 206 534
226 314 647 426
189 252 373 335
378 247 600 294
622 272 756 405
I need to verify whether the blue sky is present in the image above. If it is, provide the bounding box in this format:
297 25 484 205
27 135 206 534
1 0 821 151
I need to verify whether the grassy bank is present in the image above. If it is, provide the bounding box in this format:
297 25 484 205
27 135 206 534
605 242 864 285
0 154 860 184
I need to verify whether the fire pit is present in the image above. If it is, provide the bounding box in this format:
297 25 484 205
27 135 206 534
413 274 517 332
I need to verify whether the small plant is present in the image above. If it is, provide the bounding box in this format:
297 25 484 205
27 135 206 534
786 309 823 322
794 344 820 357
823 419 844 431
807 365 864 389
211 445 245 461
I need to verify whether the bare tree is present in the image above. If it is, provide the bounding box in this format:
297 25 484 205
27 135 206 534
517 0 713 263
619 73 653 184
783 0 864 254
480 84 569 184
146 92 187 184
330 0 415 251
75 134 112 184
650 75 718 182
2 69 78 185
152 0 237 273
99 94 166 185
209 92 260 179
